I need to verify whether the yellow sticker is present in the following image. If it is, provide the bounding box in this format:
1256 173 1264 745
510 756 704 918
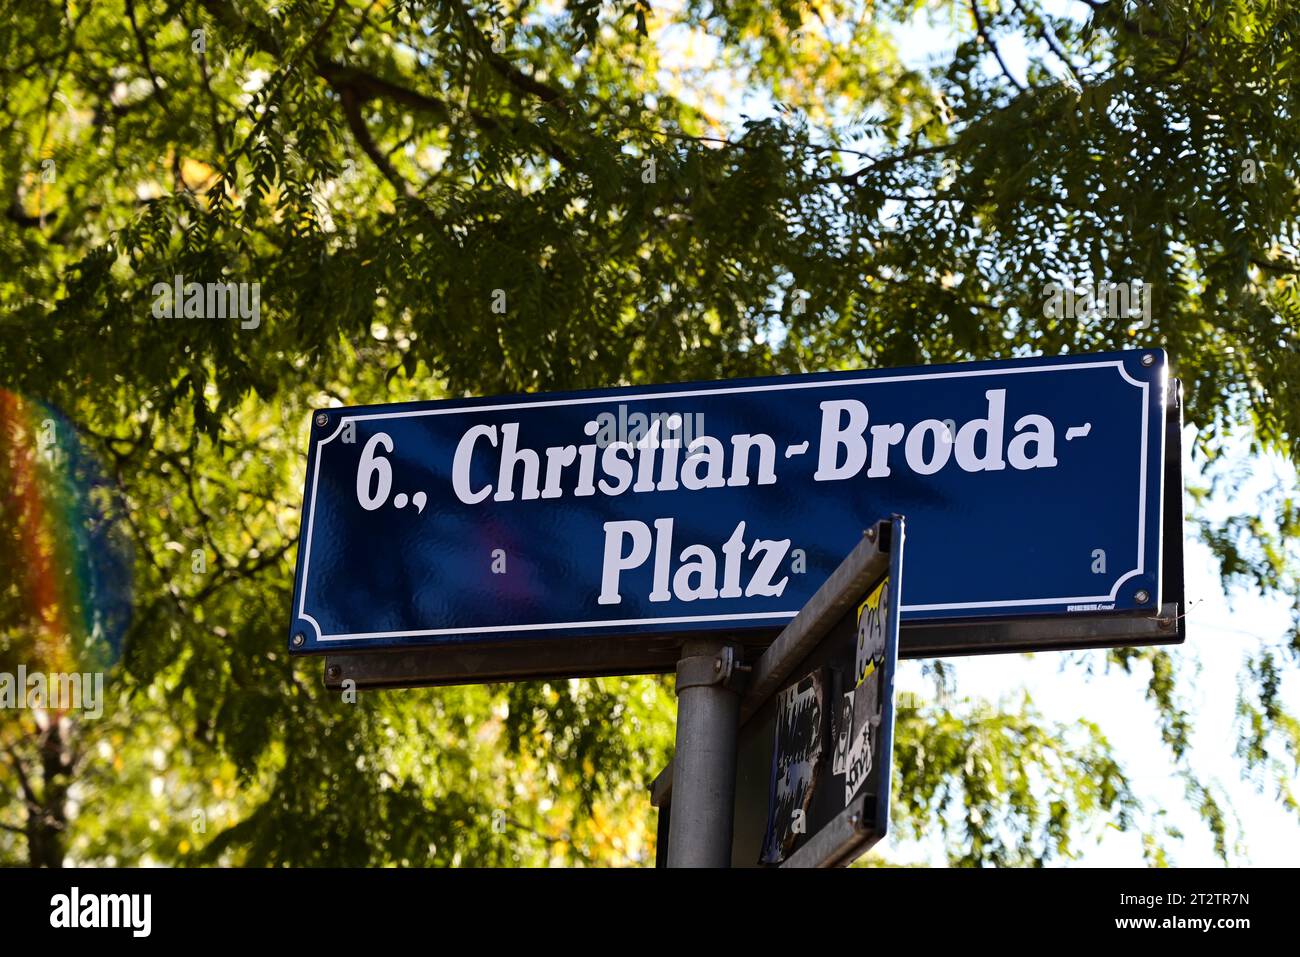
854 578 888 688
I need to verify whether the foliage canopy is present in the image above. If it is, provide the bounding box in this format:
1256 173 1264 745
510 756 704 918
1 0 1298 866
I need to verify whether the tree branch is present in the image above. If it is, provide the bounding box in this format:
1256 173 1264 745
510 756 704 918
1 745 38 809
125 0 170 108
336 84 415 196
446 0 567 105
971 0 1027 93
200 0 575 175
1010 0 1085 87
821 142 956 187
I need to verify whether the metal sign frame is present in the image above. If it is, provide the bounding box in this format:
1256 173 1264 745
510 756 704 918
741 516 904 867
650 516 904 867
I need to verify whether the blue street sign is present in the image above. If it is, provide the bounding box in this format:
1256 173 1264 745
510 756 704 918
289 349 1168 656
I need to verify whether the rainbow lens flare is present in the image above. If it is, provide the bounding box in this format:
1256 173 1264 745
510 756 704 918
0 390 133 678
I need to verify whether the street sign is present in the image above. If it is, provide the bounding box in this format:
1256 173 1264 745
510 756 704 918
732 517 904 867
291 349 1178 683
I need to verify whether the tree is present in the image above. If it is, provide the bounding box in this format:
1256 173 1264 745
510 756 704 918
0 0 1296 866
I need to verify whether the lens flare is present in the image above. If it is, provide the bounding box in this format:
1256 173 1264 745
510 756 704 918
0 390 133 678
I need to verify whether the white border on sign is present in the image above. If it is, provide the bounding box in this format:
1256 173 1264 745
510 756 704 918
296 360 1156 643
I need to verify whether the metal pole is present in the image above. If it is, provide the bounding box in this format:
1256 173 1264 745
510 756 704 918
666 638 742 867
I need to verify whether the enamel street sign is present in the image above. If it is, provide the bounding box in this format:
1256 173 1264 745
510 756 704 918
290 349 1177 677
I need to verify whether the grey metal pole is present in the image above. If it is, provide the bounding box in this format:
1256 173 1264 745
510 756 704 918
666 638 743 867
